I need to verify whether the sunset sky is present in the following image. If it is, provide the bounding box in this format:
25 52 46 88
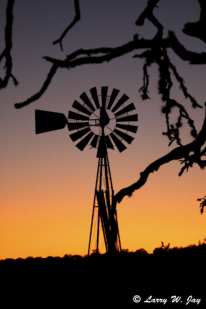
1 0 206 260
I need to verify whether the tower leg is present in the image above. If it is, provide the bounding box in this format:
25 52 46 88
88 153 121 255
88 158 101 255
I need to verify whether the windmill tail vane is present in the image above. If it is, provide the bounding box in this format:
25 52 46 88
35 86 138 254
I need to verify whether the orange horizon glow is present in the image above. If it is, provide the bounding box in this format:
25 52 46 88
1 158 206 260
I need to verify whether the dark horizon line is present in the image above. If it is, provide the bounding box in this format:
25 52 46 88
1 241 206 261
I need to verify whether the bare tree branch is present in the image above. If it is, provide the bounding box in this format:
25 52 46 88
114 104 206 204
14 30 206 109
168 31 206 64
53 0 80 51
14 40 138 108
0 0 17 89
183 0 206 44
136 0 163 38
14 64 58 109
168 60 201 109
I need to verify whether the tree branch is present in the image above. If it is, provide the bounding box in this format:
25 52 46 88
14 30 206 109
183 0 206 44
114 104 206 204
53 0 80 51
0 0 17 89
14 64 58 109
136 0 163 38
169 31 206 64
14 40 138 108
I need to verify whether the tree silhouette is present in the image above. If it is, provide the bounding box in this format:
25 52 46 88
1 0 206 213
0 0 17 89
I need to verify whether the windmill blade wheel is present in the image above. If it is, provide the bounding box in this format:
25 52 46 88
68 86 138 155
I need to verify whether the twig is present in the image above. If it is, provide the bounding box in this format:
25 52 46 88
53 0 80 51
14 64 58 108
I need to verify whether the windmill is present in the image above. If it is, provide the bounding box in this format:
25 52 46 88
35 86 138 254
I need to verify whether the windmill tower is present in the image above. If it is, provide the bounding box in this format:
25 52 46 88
35 86 138 254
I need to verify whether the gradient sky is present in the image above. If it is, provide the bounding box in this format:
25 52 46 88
1 0 206 259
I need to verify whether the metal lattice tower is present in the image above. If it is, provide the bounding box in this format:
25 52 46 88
88 132 121 254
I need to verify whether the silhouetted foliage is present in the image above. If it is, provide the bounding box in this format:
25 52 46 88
153 241 170 254
1 243 206 306
133 248 149 258
197 195 206 214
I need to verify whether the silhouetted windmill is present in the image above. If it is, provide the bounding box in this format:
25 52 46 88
35 86 138 254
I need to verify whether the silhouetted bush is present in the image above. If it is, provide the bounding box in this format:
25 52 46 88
1 243 206 306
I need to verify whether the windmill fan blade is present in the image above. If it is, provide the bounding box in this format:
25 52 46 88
110 133 127 152
35 110 67 134
105 135 114 149
72 100 91 116
101 86 108 108
116 123 138 133
67 122 89 131
69 127 90 142
116 114 138 122
80 92 95 112
90 134 99 148
90 87 100 109
107 88 120 110
114 103 136 117
68 111 89 121
76 132 94 151
111 94 129 113
114 129 134 144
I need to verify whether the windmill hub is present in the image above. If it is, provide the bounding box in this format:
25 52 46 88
89 108 116 136
100 106 110 127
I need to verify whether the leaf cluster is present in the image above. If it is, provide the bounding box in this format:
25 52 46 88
197 196 206 214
